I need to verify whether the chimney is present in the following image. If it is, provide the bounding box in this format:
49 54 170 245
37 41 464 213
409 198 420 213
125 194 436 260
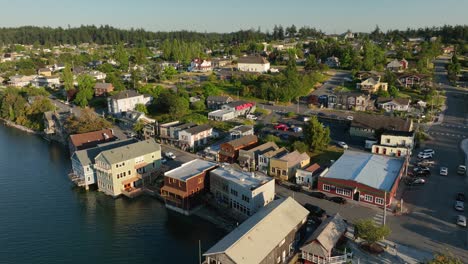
126 92 129 98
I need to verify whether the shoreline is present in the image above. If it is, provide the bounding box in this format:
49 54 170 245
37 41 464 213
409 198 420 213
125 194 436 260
1 118 41 135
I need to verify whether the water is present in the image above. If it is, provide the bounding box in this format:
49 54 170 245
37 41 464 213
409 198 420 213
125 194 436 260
0 124 225 264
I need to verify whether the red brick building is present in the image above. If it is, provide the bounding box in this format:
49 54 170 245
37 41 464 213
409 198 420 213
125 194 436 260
218 135 258 163
318 151 406 207
160 159 218 215
94 82 114 96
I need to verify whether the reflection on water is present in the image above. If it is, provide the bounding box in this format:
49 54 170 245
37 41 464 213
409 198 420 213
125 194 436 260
0 124 225 264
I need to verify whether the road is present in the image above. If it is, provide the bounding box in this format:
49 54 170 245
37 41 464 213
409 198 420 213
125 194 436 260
384 55 468 261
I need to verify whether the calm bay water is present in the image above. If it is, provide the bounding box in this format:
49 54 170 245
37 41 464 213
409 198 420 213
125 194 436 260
0 124 225 264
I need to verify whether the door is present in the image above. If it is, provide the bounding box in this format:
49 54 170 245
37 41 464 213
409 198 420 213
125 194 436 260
353 191 360 201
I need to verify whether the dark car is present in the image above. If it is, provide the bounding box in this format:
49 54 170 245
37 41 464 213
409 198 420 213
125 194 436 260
288 185 302 192
304 203 326 218
309 192 328 199
280 134 290 140
456 193 466 202
416 170 431 177
328 196 347 204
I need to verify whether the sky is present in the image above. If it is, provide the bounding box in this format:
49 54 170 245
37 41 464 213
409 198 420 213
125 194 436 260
0 0 466 33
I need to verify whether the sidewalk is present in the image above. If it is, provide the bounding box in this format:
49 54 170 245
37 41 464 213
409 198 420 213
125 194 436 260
345 227 433 263
461 139 468 174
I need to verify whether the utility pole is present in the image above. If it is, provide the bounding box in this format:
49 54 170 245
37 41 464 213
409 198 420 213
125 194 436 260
198 240 202 264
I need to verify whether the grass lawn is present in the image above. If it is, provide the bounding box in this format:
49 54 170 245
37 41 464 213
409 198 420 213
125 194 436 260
309 146 344 166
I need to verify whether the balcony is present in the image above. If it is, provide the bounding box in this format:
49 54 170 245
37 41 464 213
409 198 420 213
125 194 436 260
68 172 86 187
301 252 349 264
121 187 143 198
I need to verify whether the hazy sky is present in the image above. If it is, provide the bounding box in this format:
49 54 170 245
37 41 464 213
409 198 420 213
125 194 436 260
1 0 466 33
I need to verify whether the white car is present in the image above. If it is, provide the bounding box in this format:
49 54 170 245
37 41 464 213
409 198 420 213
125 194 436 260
337 142 349 149
346 116 354 121
246 114 257 120
165 152 176 160
457 215 467 227
417 152 433 159
422 149 435 155
440 167 448 176
455 201 464 212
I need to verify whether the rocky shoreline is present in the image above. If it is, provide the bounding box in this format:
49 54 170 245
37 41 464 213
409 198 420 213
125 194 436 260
1 118 41 135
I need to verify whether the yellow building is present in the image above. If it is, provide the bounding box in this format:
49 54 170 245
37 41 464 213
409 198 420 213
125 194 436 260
269 151 310 181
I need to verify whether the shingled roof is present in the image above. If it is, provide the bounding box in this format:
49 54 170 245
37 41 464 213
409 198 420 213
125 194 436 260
238 56 269 65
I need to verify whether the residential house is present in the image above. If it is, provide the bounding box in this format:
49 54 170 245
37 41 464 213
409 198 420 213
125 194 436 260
300 213 348 264
68 128 116 154
372 130 414 157
219 135 258 163
94 82 114 96
107 90 152 115
89 70 107 81
204 197 309 264
95 139 162 198
210 167 275 219
258 147 289 174
237 56 270 73
212 58 231 68
70 139 137 190
189 58 212 72
118 111 156 132
38 68 52 76
397 74 429 88
355 71 381 81
8 75 36 87
238 141 279 170
30 76 60 88
52 63 65 72
206 95 234 110
318 150 406 206
325 56 340 68
222 101 256 117
157 121 181 143
160 159 218 215
356 76 388 93
295 163 323 187
386 59 408 72
229 125 254 140
178 124 213 150
350 113 413 139
269 151 310 181
329 92 374 111
208 109 236 121
376 97 411 112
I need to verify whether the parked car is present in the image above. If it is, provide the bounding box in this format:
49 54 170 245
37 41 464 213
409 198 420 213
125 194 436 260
280 134 290 140
337 141 349 149
457 165 467 175
303 203 326 218
417 160 435 167
456 193 466 202
309 192 328 199
246 114 257 120
161 158 168 164
292 126 303 133
455 201 465 212
274 123 289 131
288 185 302 192
422 149 435 155
415 170 431 177
346 116 354 121
406 177 426 186
440 167 448 176
457 215 467 227
328 196 347 204
164 152 176 160
417 152 433 159
302 116 311 122
413 167 430 173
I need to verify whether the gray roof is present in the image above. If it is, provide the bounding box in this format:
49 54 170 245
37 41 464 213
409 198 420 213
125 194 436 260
351 113 412 131
204 197 308 264
238 56 269 65
210 167 272 190
165 159 217 182
230 125 253 133
323 150 405 191
182 124 212 135
73 139 138 166
226 135 258 149
300 213 347 257
109 90 141 100
206 95 232 103
97 138 161 164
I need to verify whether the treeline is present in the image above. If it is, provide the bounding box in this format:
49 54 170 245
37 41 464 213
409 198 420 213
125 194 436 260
384 25 468 43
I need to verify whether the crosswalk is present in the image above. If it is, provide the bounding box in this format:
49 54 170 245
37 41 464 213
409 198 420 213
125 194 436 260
428 131 467 138
437 124 468 129
373 212 384 226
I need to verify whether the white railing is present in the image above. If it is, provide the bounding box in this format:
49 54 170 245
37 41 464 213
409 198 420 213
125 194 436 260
301 252 347 264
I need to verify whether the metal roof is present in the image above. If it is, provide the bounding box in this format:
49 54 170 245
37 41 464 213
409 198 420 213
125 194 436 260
73 139 138 166
97 139 161 164
210 167 272 190
164 159 217 182
323 150 404 191
203 197 308 264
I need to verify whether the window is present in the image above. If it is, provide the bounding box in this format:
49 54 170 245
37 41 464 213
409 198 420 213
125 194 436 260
364 194 373 202
282 170 287 176
323 184 331 192
375 197 384 205
242 195 250 203
198 178 204 184
386 138 391 144
336 188 352 197
272 168 276 173
230 189 238 197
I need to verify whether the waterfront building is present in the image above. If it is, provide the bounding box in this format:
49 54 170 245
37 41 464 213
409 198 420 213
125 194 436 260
209 166 275 219
95 139 162 198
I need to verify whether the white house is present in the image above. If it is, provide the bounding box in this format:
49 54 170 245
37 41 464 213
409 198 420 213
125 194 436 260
178 124 213 150
8 75 36 87
31 76 60 88
356 76 388 93
209 166 275 218
189 59 212 72
295 163 322 186
107 90 152 115
89 70 107 81
237 56 270 73
376 97 411 112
